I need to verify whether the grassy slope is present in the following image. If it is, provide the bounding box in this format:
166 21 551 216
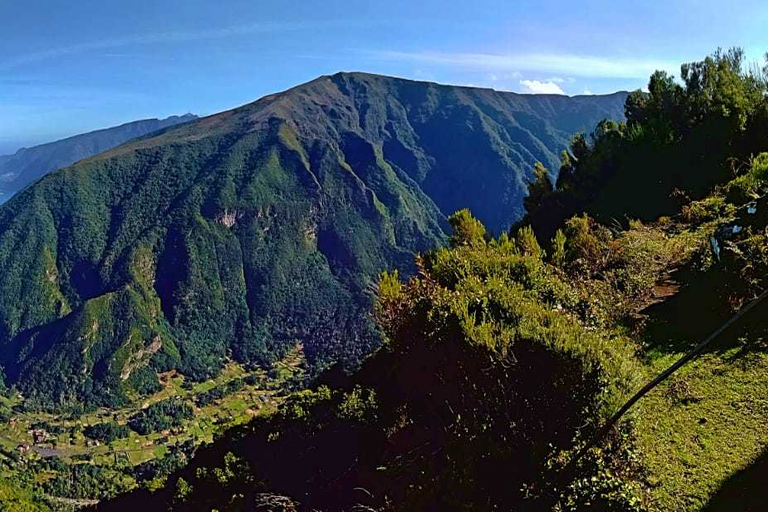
637 346 768 510
623 206 768 510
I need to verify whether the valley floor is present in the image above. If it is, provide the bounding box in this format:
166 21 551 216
0 346 306 508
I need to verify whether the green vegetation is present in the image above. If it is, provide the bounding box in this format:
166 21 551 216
43 463 129 500
521 48 768 510
526 48 768 237
194 378 244 407
97 49 768 511
637 348 768 510
0 114 196 200
8 51 768 511
101 209 651 511
0 477 48 511
84 422 131 444
128 399 194 436
0 72 625 409
0 356 302 510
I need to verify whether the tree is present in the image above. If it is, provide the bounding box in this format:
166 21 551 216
448 209 486 248
515 225 543 258
524 162 554 215
550 229 567 268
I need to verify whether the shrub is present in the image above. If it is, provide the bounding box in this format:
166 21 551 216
725 153 768 204
83 422 131 443
128 398 193 435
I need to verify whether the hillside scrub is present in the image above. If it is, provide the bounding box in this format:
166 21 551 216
100 210 652 511
525 48 768 237
0 74 625 410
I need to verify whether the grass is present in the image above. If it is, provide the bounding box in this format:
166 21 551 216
0 346 305 505
576 212 768 511
635 346 768 511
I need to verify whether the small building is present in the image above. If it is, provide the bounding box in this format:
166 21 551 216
28 429 49 444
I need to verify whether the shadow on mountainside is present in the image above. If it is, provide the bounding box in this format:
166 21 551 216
640 267 768 356
703 446 768 511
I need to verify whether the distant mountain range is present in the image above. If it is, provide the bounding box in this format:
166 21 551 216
0 72 627 407
0 114 197 201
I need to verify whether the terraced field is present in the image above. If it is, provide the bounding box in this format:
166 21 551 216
0 345 306 506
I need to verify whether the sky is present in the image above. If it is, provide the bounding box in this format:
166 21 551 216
2 0 768 155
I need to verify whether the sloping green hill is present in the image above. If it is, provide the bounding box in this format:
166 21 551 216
519 48 768 510
0 114 197 202
0 72 626 408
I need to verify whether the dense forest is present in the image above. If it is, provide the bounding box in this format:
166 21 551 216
525 48 768 236
0 73 625 409
0 114 197 201
98 48 768 511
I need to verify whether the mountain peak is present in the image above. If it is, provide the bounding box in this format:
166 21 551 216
0 73 626 408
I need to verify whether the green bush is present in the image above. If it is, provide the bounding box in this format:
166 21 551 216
128 398 193 435
725 153 768 204
83 422 131 443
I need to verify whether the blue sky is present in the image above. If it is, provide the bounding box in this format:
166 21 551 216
2 0 768 154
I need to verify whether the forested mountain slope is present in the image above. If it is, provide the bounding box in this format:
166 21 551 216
0 73 626 408
100 49 768 512
0 114 197 201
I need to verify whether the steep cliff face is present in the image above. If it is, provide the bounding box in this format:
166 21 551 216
0 73 626 406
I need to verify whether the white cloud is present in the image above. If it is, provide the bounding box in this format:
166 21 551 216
366 50 679 79
519 79 566 95
582 88 594 95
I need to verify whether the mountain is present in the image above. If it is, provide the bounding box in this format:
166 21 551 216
99 51 768 511
101 210 642 511
0 72 626 408
0 114 198 201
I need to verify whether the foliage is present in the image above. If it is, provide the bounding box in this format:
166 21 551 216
0 74 626 408
83 421 131 443
43 462 129 500
448 208 486 247
0 478 48 512
524 161 554 214
89 51 768 512
724 152 768 204
525 48 768 237
195 378 245 407
127 365 163 396
128 398 194 435
134 441 195 487
103 212 642 511
514 224 544 258
550 228 567 267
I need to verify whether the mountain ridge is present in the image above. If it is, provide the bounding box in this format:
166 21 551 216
0 114 198 200
94 73 627 160
0 72 627 408
86 72 627 231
